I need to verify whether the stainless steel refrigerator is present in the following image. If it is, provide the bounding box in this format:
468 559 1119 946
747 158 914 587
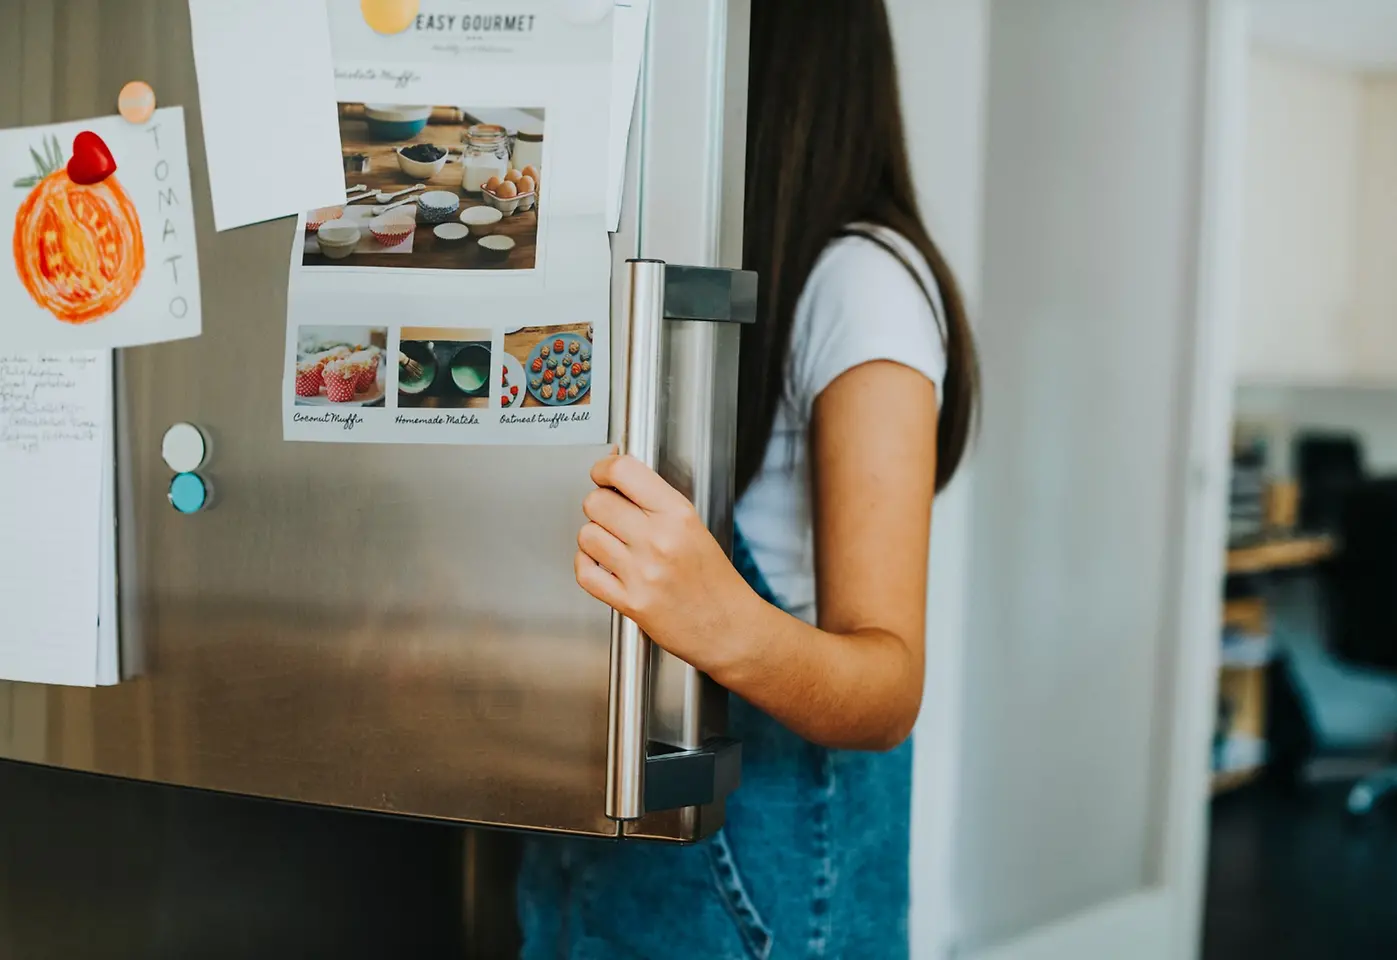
0 0 751 947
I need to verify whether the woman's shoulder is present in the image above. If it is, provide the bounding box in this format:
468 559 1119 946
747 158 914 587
786 222 948 410
801 222 943 322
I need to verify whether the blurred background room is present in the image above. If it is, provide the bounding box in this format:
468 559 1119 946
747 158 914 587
1210 1 1397 956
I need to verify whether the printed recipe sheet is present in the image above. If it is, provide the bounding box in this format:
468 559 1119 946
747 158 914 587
283 0 612 446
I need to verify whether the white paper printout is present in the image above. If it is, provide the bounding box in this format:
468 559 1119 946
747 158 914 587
186 0 346 231
0 352 113 687
607 0 649 232
283 0 612 446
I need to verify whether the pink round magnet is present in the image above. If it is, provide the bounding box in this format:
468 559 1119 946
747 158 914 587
118 80 156 124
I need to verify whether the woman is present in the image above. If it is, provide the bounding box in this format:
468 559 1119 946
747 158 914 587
519 1 978 956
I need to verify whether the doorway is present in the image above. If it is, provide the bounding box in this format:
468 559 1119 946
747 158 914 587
1203 0 1397 955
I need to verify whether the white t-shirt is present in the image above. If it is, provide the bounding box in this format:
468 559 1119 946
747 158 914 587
732 224 948 624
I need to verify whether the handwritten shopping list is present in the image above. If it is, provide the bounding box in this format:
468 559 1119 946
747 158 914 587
0 108 200 349
0 352 111 687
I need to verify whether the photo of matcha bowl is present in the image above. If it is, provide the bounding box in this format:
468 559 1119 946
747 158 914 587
397 327 493 410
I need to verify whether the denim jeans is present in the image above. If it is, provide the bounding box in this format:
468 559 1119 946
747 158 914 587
517 530 912 959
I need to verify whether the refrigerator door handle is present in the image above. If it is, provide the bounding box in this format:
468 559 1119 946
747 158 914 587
606 258 667 822
606 261 759 823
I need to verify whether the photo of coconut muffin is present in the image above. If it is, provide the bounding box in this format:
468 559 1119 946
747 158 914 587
292 327 387 407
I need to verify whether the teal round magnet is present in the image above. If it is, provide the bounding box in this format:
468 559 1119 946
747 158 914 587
168 472 208 514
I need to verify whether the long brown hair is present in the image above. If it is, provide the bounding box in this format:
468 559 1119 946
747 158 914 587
738 0 979 496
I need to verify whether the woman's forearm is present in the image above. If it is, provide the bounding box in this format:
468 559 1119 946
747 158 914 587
681 590 924 752
572 453 928 753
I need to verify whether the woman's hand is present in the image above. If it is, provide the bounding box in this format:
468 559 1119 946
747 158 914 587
575 454 758 675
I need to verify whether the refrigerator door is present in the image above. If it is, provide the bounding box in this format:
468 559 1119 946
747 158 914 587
0 0 749 842
622 0 751 842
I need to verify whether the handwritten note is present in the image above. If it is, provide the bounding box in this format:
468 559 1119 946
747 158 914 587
0 354 103 453
0 352 113 687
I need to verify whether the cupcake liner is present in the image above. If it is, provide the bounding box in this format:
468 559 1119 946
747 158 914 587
295 366 323 397
370 217 415 246
325 374 356 403
307 206 345 231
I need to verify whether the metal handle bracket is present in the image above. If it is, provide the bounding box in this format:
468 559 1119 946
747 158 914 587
662 265 758 324
643 737 742 813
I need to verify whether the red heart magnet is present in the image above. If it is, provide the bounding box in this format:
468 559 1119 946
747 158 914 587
67 131 117 185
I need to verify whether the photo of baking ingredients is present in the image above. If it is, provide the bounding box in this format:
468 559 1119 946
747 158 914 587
503 323 594 408
301 103 543 271
397 327 503 410
294 326 388 407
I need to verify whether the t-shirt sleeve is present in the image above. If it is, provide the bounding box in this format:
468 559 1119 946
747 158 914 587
786 236 948 417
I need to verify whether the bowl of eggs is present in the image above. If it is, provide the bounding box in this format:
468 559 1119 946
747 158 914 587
479 166 539 216
515 166 539 211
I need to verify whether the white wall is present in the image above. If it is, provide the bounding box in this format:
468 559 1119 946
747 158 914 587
889 3 1219 956
885 1 989 957
1235 55 1397 465
1239 49 1364 383
1355 75 1397 378
955 0 1208 952
1239 51 1397 386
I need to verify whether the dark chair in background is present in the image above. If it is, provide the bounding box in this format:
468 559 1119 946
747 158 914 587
1325 477 1397 814
1296 432 1365 534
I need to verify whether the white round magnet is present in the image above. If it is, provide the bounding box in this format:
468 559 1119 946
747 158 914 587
161 422 207 473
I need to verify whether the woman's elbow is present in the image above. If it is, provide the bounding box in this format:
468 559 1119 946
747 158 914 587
843 690 922 752
866 651 924 750
864 711 919 752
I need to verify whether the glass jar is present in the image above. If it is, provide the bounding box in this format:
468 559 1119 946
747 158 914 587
512 130 544 174
461 123 511 193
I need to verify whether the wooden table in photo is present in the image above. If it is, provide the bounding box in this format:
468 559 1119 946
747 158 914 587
398 391 489 411
303 116 538 271
503 323 594 409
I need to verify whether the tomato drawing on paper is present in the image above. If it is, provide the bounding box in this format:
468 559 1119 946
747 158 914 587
12 131 145 326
